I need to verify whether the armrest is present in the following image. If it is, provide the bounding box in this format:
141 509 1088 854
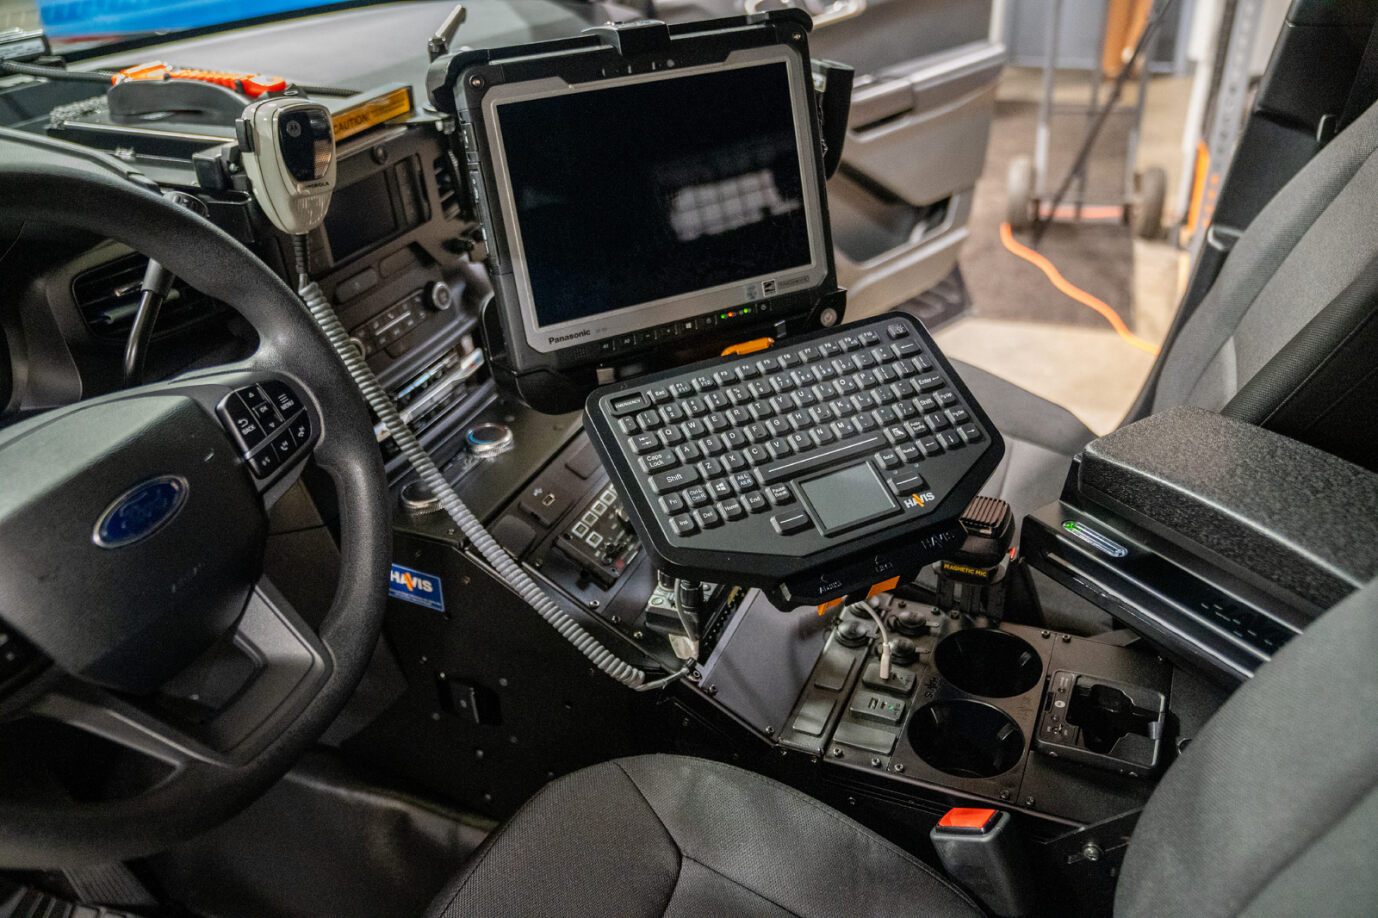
1077 407 1378 611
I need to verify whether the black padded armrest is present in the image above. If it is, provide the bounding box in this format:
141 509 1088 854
1077 407 1378 611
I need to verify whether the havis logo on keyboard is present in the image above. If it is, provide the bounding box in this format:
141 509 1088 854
902 491 938 510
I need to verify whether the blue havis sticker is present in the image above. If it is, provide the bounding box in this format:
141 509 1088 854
389 563 445 612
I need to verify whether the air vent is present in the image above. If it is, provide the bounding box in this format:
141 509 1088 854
434 154 462 221
71 253 224 341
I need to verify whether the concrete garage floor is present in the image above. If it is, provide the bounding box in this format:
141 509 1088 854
934 67 1193 435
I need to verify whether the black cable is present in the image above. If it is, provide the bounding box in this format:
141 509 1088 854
1 59 115 83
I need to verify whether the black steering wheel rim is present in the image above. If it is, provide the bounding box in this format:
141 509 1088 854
0 163 391 867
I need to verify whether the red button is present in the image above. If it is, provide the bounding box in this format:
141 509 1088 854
938 808 998 830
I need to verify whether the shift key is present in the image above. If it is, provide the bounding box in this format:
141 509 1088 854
649 466 700 494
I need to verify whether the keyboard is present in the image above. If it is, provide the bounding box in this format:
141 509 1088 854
584 313 1005 607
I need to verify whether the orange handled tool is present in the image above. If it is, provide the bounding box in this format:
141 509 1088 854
114 62 288 98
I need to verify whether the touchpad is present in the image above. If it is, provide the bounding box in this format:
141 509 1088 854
799 463 897 535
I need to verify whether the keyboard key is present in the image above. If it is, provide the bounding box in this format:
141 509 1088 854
767 437 793 459
670 513 697 536
684 485 711 507
726 385 751 405
617 417 639 435
946 406 970 425
731 471 758 493
811 426 837 447
914 395 937 413
722 451 747 472
876 450 900 469
853 413 878 432
936 430 962 450
697 457 724 479
935 389 958 408
735 364 761 380
819 341 841 358
916 436 942 458
630 433 659 454
720 498 746 521
639 450 679 473
681 418 707 438
756 430 887 484
637 409 661 430
660 493 686 514
705 391 729 410
713 369 735 386
609 392 647 416
884 425 910 445
744 445 770 466
799 346 820 363
743 491 768 513
888 469 927 494
722 428 747 449
859 330 880 346
771 510 812 535
757 356 780 374
658 426 685 448
852 352 876 370
765 484 795 506
777 352 799 369
748 380 772 399
695 506 723 528
838 334 861 351
749 402 775 421
648 386 672 404
745 423 771 443
692 375 717 393
886 322 909 339
792 388 819 409
787 431 813 453
675 442 701 463
767 417 790 437
684 397 708 417
709 479 733 500
831 418 857 440
893 400 916 419
700 434 725 456
670 381 694 398
770 374 795 394
726 407 751 427
896 443 921 463
706 412 730 432
915 374 945 392
958 423 984 444
649 467 699 494
893 340 919 358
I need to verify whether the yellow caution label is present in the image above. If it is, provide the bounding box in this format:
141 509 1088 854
940 562 990 580
332 86 414 142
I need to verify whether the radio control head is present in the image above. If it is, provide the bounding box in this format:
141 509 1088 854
237 96 337 236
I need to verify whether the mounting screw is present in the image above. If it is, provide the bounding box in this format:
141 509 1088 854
831 746 844 757
1041 630 1050 638
893 762 905 773
588 599 600 609
765 725 775 735
779 747 788 756
1062 634 1072 643
470 76 484 87
870 757 882 768
1000 789 1011 800
498 677 509 687
1023 796 1036 807
706 684 718 695
949 610 960 619
1082 842 1103 862
633 631 644 639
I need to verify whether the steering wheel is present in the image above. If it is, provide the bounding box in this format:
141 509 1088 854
0 164 391 867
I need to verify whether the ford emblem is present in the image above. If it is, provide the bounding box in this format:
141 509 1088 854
92 475 189 549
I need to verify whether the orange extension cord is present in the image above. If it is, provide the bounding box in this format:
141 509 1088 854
998 221 1161 356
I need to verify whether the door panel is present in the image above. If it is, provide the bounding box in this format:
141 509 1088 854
649 0 1004 318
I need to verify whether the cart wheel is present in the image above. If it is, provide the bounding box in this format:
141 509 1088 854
1007 155 1035 230
1134 166 1167 239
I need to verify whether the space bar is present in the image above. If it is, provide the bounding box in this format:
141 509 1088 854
757 433 886 484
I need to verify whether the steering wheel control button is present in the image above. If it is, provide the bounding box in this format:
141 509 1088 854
248 443 281 478
269 429 296 463
220 398 267 449
287 414 312 449
261 380 303 417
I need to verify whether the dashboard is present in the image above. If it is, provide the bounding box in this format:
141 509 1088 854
0 0 641 477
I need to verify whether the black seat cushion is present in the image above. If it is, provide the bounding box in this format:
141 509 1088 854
426 754 982 918
951 359 1097 522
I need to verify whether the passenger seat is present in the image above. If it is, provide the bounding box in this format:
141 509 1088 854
918 98 1378 524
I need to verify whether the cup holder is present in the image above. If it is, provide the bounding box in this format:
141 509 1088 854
908 700 1025 779
933 629 1043 698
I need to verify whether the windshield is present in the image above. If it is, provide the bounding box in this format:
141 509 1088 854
2 0 353 54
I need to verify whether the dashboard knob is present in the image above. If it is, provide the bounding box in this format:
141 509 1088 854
835 618 870 648
400 479 441 514
888 636 918 665
427 280 454 311
892 609 930 637
465 422 513 457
